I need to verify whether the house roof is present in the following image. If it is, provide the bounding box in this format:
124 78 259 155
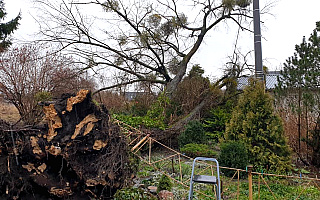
237 71 282 90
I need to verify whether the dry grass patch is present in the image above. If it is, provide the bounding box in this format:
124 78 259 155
0 101 20 123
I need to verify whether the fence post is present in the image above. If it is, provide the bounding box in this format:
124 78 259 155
247 165 253 200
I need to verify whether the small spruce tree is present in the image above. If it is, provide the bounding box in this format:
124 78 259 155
226 79 291 172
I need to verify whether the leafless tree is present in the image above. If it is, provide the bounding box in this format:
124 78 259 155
0 45 95 124
34 0 254 95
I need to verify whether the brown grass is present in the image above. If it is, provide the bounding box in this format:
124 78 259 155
0 101 20 123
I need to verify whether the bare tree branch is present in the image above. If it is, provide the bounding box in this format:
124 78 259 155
34 0 254 95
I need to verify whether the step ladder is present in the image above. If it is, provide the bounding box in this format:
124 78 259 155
188 157 221 200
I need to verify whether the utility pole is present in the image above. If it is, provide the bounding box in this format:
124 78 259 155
253 0 264 80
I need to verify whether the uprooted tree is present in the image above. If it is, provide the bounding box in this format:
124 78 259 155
0 90 136 199
34 0 255 129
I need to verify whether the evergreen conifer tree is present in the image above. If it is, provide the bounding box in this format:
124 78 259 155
226 79 291 172
0 0 21 51
276 21 320 166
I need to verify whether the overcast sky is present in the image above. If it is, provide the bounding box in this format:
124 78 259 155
5 0 320 79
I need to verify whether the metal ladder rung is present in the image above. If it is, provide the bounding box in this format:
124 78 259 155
193 175 217 184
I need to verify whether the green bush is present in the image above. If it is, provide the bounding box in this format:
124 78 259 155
225 80 291 173
203 100 233 142
146 93 170 122
219 141 248 177
180 143 216 158
178 120 207 147
157 174 173 193
113 187 157 200
34 91 52 102
113 114 166 130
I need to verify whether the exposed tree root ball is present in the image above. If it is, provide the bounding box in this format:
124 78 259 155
0 90 135 199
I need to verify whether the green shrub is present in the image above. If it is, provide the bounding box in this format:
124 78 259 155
219 141 248 177
203 100 233 142
225 80 292 173
178 120 207 147
113 114 166 130
157 174 173 192
113 187 157 200
146 93 170 120
34 91 52 102
180 143 216 158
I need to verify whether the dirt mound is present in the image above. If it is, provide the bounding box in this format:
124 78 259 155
0 90 135 199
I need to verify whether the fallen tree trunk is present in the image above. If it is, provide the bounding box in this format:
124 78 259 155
0 90 135 199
